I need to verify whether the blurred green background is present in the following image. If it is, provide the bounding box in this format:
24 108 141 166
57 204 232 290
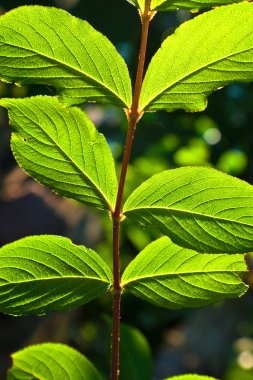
0 1 253 379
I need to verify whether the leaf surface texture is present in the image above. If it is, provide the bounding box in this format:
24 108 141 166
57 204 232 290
124 167 253 253
0 5 132 108
152 0 244 11
8 343 103 380
122 237 248 309
165 376 218 380
1 96 118 210
0 235 112 315
139 3 253 112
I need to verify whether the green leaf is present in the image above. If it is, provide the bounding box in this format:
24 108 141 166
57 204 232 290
120 323 153 380
0 5 132 108
126 0 145 12
122 237 248 309
1 96 118 211
123 167 253 253
104 317 153 380
0 235 112 316
139 3 253 112
165 376 218 380
8 343 104 380
152 0 244 11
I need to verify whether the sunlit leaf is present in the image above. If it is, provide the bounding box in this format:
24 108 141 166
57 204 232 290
122 237 247 309
0 235 112 316
152 0 244 11
8 343 104 380
1 96 118 211
126 0 145 12
165 375 218 380
0 6 132 108
123 167 253 253
139 3 253 112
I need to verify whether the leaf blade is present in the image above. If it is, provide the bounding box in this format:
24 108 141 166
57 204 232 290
164 376 218 380
140 3 253 112
1 96 118 211
0 5 132 108
123 167 253 253
0 235 112 316
152 0 244 11
8 343 104 380
122 237 248 309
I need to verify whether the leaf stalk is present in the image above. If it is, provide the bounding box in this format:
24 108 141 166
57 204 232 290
111 1 152 379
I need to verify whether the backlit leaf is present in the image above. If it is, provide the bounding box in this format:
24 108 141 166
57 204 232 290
123 167 253 253
122 237 247 309
139 3 253 112
1 96 118 211
165 375 218 380
0 235 112 316
0 6 132 108
127 0 145 12
8 343 103 380
152 0 244 11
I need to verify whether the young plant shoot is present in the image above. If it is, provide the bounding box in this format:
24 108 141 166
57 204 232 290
0 1 253 379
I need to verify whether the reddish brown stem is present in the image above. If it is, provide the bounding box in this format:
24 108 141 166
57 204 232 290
110 2 153 380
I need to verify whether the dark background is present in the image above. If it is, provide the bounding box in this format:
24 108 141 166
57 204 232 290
0 1 253 379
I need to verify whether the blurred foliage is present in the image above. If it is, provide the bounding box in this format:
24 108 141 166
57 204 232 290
0 1 253 380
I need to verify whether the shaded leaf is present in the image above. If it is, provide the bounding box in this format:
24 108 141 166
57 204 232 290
139 3 253 112
1 96 118 211
0 235 112 316
152 0 244 11
120 323 153 380
8 343 104 380
123 167 253 253
0 6 132 108
122 237 248 309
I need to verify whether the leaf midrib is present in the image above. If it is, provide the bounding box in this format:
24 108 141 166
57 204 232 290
1 39 129 107
141 44 253 110
122 268 244 285
0 275 111 285
124 206 253 227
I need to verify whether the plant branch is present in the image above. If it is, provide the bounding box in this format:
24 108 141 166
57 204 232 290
110 1 153 380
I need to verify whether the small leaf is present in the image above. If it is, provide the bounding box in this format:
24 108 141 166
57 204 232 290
123 167 253 253
139 3 253 112
152 0 244 11
0 6 132 108
1 96 118 211
8 343 104 380
165 375 218 380
126 0 145 12
122 237 248 309
0 235 112 316
120 323 153 380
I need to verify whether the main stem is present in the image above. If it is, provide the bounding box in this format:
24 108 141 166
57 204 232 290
111 2 153 380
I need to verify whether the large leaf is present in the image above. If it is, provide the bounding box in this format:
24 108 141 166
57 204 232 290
0 235 112 316
8 343 104 380
165 376 218 380
139 3 253 112
122 237 247 309
0 6 132 108
123 167 253 253
1 96 118 211
152 0 244 11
